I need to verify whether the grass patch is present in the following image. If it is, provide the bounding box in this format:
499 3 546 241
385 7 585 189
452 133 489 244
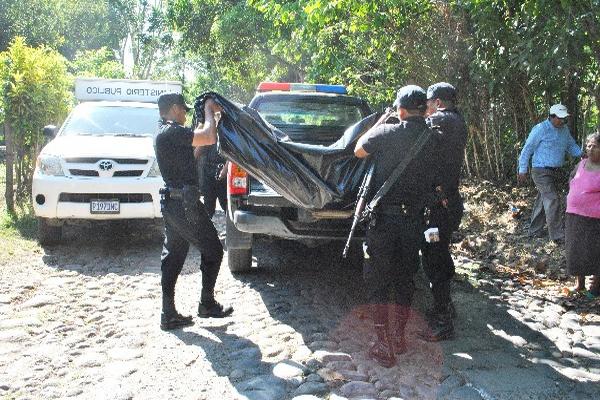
1 206 38 238
0 162 41 258
0 208 41 259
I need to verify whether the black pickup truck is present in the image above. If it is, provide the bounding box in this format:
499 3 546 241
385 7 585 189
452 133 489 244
225 82 372 272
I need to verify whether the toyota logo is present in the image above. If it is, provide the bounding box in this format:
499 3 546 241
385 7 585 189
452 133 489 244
98 160 113 171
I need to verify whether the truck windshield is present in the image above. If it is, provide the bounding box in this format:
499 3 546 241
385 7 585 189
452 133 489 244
256 100 364 129
60 104 159 137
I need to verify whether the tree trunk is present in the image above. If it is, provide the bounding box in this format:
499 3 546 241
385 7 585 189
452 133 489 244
472 138 481 178
595 85 600 132
481 122 494 179
564 71 581 141
463 145 471 177
4 122 15 214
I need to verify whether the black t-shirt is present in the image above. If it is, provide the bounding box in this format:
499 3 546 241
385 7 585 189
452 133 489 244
427 108 467 194
197 143 225 167
197 143 226 192
362 116 437 208
155 120 198 188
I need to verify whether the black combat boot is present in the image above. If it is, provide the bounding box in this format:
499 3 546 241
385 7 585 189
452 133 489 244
427 281 456 321
419 306 454 342
197 299 233 318
426 301 456 321
392 306 409 354
160 296 193 331
368 322 396 368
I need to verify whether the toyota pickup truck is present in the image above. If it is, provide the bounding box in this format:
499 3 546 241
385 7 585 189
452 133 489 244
225 82 372 272
32 78 181 244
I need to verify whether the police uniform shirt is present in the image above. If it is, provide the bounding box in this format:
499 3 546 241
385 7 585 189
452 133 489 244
361 116 436 209
197 143 226 193
198 143 224 163
426 108 467 193
155 120 198 188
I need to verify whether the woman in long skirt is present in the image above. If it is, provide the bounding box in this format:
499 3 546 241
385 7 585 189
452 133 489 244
565 132 600 296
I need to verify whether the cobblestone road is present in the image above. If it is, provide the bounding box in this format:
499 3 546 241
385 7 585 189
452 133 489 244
1 212 599 400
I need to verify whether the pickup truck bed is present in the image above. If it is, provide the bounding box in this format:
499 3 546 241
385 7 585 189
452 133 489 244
225 86 371 272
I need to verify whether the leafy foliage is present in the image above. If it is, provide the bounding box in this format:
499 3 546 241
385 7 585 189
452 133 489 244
0 0 122 58
0 0 599 184
71 47 126 78
109 0 175 79
0 37 72 210
168 0 298 102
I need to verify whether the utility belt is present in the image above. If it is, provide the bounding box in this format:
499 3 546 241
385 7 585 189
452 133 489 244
377 203 422 217
160 185 202 224
159 185 200 201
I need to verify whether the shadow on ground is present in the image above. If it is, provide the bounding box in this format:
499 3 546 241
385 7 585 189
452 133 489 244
40 211 228 277
231 238 599 399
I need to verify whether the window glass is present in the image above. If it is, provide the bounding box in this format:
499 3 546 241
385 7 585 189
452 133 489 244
60 105 159 136
256 100 364 129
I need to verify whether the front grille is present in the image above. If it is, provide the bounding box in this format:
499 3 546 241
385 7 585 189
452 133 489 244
58 193 153 203
64 158 148 165
113 170 144 177
70 169 99 177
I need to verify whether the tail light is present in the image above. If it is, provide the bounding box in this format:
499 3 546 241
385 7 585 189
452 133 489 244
228 162 248 196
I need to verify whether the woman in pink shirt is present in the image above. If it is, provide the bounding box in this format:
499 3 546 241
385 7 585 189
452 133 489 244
565 132 600 296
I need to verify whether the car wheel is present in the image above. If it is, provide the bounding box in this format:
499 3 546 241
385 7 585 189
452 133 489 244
228 247 253 273
37 218 62 245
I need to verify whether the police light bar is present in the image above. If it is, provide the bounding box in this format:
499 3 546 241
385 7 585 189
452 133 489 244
257 82 347 95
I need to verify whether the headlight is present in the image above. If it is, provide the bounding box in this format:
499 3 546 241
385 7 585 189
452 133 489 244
36 155 64 176
147 159 162 177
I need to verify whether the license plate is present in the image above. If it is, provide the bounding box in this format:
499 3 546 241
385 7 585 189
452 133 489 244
90 199 120 214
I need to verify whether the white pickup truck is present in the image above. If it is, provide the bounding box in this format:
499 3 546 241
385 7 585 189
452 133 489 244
32 78 181 244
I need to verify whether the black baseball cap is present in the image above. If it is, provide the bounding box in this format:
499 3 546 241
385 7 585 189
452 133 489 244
393 85 427 110
427 82 457 101
157 93 191 112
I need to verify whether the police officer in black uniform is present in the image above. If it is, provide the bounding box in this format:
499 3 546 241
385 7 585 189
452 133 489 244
354 85 438 367
155 93 233 331
195 144 228 218
419 82 468 341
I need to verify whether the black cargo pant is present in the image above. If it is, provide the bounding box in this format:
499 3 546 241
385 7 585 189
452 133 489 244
363 213 423 326
160 197 224 312
421 192 463 309
202 177 227 218
199 162 228 218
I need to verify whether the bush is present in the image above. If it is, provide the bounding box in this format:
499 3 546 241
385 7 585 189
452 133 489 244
0 37 72 212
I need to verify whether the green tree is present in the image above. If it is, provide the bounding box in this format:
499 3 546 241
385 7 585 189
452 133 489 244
0 0 122 58
0 0 64 51
250 0 447 106
168 0 299 101
110 0 174 79
0 37 72 213
71 47 126 78
457 0 600 178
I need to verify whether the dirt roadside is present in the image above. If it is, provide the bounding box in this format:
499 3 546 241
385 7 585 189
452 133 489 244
0 182 598 400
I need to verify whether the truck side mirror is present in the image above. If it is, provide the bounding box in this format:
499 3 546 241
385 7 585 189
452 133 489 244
43 125 57 139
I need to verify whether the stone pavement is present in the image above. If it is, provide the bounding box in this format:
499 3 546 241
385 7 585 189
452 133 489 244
0 214 598 399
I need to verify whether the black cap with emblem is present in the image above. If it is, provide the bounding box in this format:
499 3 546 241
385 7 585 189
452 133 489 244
158 93 191 114
426 82 457 102
392 85 427 110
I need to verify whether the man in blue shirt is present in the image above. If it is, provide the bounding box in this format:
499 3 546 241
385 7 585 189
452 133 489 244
518 104 582 242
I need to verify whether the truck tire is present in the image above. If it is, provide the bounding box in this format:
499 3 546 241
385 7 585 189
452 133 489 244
37 218 62 245
225 210 253 273
228 247 253 273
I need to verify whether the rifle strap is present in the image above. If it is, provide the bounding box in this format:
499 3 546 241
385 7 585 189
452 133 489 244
366 126 434 212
